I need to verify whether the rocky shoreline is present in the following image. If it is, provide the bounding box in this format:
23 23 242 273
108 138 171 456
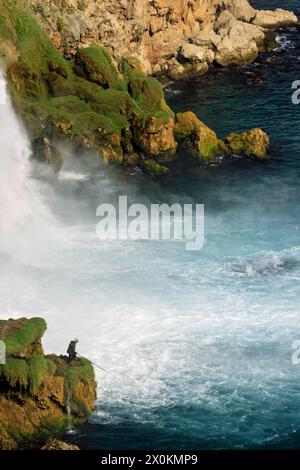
27 0 298 80
0 317 96 450
0 1 285 176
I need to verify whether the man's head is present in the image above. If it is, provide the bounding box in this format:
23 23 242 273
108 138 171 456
74 338 79 343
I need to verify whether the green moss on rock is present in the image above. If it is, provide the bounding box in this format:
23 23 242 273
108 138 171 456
119 57 145 78
75 45 119 88
141 160 169 175
3 318 46 356
224 128 270 160
0 357 29 389
59 357 96 417
28 355 57 395
175 111 219 161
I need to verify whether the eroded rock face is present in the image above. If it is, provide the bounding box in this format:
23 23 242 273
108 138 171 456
0 317 96 450
27 0 298 79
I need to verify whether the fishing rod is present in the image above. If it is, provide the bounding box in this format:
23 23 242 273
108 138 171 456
77 353 114 377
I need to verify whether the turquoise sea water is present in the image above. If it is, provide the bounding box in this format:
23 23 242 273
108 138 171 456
0 0 300 450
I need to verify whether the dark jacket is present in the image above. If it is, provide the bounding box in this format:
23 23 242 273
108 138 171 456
67 341 77 356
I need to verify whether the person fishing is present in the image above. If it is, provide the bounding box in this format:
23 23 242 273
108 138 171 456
66 338 114 376
67 337 79 363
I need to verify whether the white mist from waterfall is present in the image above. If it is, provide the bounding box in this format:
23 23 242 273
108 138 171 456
0 70 56 262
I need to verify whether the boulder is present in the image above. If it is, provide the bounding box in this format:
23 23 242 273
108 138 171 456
166 58 187 80
252 9 298 29
178 43 214 65
223 0 256 23
215 20 265 66
224 128 270 159
214 11 236 32
133 114 177 157
175 112 219 162
192 29 221 48
141 160 169 175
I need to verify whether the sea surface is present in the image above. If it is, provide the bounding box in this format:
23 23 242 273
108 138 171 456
1 0 300 450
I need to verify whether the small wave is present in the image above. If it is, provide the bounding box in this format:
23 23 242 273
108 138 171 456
229 247 300 277
275 34 295 51
164 86 182 96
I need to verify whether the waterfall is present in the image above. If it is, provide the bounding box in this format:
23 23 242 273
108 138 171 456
0 70 55 261
64 382 75 434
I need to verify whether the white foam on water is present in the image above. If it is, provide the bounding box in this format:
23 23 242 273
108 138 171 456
275 33 295 50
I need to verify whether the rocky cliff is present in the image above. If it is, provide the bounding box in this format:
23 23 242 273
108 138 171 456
0 1 272 174
0 317 96 449
26 0 298 79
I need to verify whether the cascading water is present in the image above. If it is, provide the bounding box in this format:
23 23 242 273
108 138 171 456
0 70 55 261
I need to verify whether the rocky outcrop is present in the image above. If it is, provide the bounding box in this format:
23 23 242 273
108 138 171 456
26 0 298 79
0 3 176 172
0 317 96 450
174 112 270 163
175 111 219 162
0 2 272 173
224 128 270 160
253 8 299 29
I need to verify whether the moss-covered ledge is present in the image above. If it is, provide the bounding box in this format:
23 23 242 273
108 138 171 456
0 317 96 450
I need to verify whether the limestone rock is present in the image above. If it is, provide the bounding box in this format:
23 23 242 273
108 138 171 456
223 0 256 23
192 30 221 48
178 43 214 65
253 9 298 29
224 128 270 160
26 0 298 79
215 20 265 66
133 115 177 157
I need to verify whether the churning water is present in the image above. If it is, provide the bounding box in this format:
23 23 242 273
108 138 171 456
1 0 300 450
